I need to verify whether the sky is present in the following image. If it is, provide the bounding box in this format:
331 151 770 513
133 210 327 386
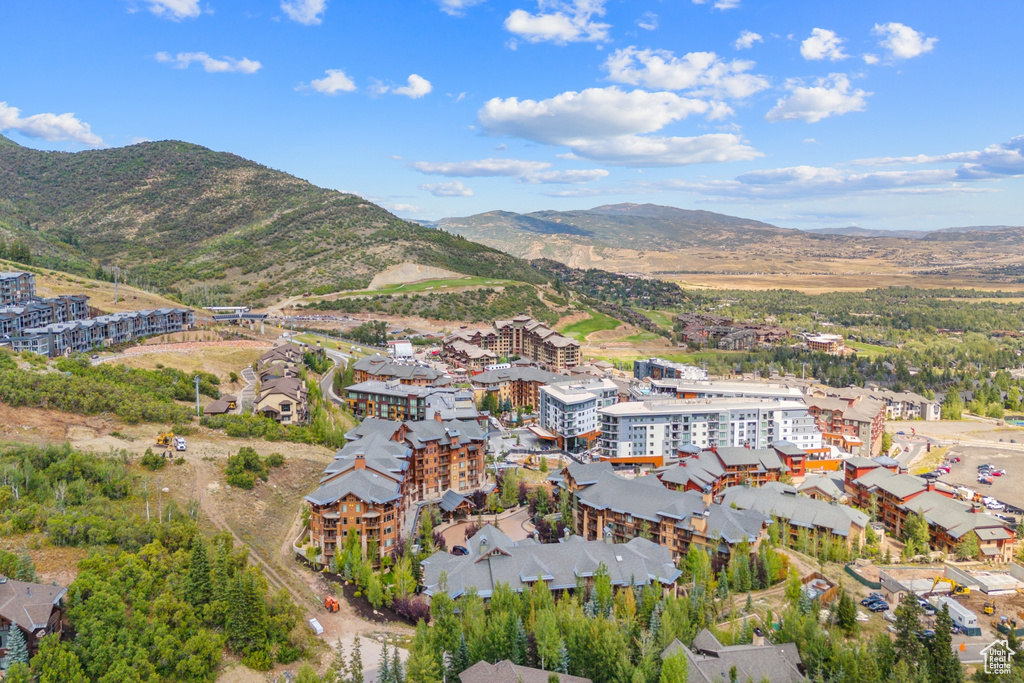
1 0 1022 231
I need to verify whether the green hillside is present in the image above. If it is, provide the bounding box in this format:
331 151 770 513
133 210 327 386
0 136 546 306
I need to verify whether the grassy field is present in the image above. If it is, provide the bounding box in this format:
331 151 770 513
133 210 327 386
115 347 263 384
846 340 891 358
623 331 662 344
327 276 518 299
559 309 622 341
640 310 676 330
293 332 377 358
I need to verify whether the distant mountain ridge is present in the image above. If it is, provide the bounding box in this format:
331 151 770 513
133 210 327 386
0 136 545 305
806 224 1024 239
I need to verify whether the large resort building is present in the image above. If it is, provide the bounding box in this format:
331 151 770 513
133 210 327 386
443 315 581 371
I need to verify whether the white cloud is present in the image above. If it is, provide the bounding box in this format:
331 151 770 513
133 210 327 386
765 74 869 123
145 0 201 20
155 51 262 74
872 22 937 60
420 181 474 197
692 0 740 10
392 74 433 99
437 0 486 16
522 169 610 184
479 86 759 166
604 47 769 100
410 158 552 177
281 0 327 25
504 0 610 45
0 101 103 147
863 54 880 65
734 31 763 50
387 203 423 214
854 136 1024 180
636 11 658 31
800 28 848 61
303 69 356 94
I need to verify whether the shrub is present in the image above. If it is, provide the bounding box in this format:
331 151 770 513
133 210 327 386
140 448 166 471
225 447 269 489
264 452 285 468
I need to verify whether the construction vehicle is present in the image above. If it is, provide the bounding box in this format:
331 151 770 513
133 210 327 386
926 577 970 597
324 595 340 613
984 599 996 616
155 432 174 447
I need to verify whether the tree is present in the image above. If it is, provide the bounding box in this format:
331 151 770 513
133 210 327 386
4 663 32 683
406 621 442 683
893 592 925 668
784 566 802 608
31 635 88 683
660 648 689 683
6 622 29 666
941 391 963 420
881 432 893 454
184 535 212 606
535 610 561 670
835 587 857 635
902 512 930 560
955 532 979 561
931 604 964 683
350 636 365 683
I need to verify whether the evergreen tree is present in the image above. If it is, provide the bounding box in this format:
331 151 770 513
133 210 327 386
894 592 925 668
226 568 267 653
31 635 88 683
3 663 32 683
836 587 858 635
405 621 442 683
184 535 213 607
14 552 37 583
556 640 570 674
660 648 689 683
512 616 528 665
931 604 964 683
379 640 393 683
452 634 470 676
6 622 29 666
350 636 364 683
392 641 404 683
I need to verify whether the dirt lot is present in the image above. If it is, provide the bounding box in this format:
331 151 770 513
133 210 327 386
888 419 1024 446
114 344 266 386
938 444 1024 513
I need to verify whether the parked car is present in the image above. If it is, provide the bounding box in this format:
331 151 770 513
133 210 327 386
915 629 936 640
978 477 994 485
951 457 961 463
173 436 186 452
897 431 906 435
992 470 1005 477
869 602 890 613
923 471 940 480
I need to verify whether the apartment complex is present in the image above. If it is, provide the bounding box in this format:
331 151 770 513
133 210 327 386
718 482 869 550
538 377 619 452
806 396 886 457
806 333 846 355
632 378 805 402
0 272 195 357
471 366 563 410
597 398 823 464
673 313 791 350
0 272 35 305
344 380 483 423
633 357 708 381
810 385 940 421
845 460 1015 561
352 354 450 387
443 315 581 371
658 445 793 496
305 414 489 561
572 471 769 562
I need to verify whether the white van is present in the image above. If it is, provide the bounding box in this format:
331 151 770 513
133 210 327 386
173 436 187 452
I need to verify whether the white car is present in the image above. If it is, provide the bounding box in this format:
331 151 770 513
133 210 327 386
173 436 187 452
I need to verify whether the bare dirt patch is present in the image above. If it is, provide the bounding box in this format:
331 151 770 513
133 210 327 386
115 345 265 385
367 263 468 290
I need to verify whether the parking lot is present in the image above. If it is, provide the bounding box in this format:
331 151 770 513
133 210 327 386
935 444 1024 519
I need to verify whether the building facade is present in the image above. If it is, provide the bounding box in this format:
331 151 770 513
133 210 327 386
443 315 581 371
633 357 708 381
471 366 562 410
807 396 886 457
351 354 450 387
538 377 619 452
0 272 35 305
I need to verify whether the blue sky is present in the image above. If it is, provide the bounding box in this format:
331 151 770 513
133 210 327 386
1 0 1022 230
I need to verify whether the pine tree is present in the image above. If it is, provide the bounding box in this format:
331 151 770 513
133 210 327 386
836 588 857 635
379 641 393 683
350 636 364 683
6 622 29 666
931 604 964 683
326 639 346 683
452 634 469 675
14 552 37 583
557 640 570 674
512 616 528 665
184 535 212 607
392 641 404 683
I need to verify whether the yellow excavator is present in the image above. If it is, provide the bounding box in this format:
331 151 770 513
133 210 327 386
926 577 970 598
984 600 997 616
155 432 174 447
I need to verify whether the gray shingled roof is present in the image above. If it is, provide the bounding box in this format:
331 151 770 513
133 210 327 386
459 661 592 683
577 473 766 543
353 354 448 384
796 473 845 501
902 491 1011 540
663 631 805 682
305 469 401 506
0 577 66 631
319 433 410 484
422 525 681 599
439 489 472 513
471 367 563 385
718 483 868 537
403 418 486 448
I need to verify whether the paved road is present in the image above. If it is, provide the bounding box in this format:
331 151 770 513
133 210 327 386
319 348 351 406
239 367 256 412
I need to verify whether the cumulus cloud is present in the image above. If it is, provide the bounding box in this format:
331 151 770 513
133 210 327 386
604 47 769 100
765 74 869 123
0 101 103 146
522 169 610 184
393 74 433 98
478 86 760 166
410 158 552 177
306 69 356 94
281 0 327 25
863 54 880 65
155 51 262 74
872 22 937 60
636 11 658 31
800 28 848 61
734 31 763 50
437 0 486 16
654 136 1024 201
420 181 474 197
692 0 740 10
144 0 201 20
504 0 610 45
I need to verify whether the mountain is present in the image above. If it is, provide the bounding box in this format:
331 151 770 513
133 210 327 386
438 203 794 253
803 226 929 239
0 136 545 306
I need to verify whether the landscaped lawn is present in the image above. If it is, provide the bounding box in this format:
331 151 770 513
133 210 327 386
559 310 622 341
846 340 890 358
640 310 676 330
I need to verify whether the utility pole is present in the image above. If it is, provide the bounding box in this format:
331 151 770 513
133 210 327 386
113 265 120 305
194 375 201 416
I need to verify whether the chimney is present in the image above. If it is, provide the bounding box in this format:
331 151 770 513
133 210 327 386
926 481 935 492
701 487 713 506
434 411 444 423
691 512 707 534
354 454 366 470
603 525 615 544
753 628 765 647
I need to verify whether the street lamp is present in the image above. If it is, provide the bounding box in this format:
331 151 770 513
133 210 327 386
193 375 201 417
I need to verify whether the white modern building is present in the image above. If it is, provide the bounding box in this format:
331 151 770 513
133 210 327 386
632 378 806 402
387 339 414 358
538 377 619 453
597 398 823 459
